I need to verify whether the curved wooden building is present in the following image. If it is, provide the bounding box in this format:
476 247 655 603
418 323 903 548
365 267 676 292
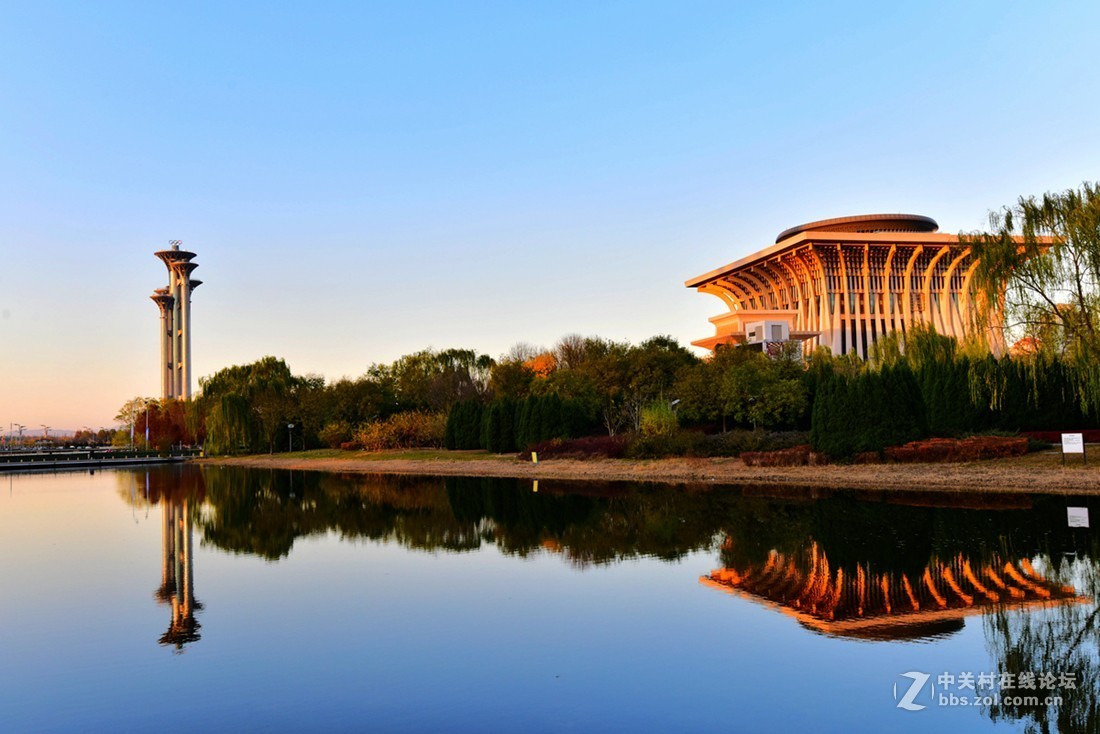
685 214 1002 357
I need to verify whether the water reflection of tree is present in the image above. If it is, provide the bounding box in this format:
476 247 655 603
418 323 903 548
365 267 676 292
188 468 1100 580
982 540 1100 734
194 467 731 564
718 494 1097 583
122 466 1100 698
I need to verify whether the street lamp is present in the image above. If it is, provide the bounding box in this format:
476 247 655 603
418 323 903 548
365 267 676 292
40 425 50 448
287 423 295 453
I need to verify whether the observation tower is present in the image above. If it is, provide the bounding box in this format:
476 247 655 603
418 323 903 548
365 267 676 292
150 242 200 400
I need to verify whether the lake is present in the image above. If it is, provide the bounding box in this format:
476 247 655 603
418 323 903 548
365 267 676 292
1 465 1096 733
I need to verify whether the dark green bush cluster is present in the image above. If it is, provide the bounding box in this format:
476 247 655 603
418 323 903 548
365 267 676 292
919 359 977 437
968 356 1096 432
516 394 593 448
914 356 1089 436
624 428 810 459
444 400 483 450
699 429 809 456
624 430 708 458
524 435 629 459
811 365 927 458
481 398 518 453
445 394 597 453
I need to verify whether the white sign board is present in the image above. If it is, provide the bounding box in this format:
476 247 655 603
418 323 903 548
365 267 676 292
1063 433 1085 454
1068 507 1090 528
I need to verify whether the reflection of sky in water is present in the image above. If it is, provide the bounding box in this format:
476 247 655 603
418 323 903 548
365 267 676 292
3 469 1091 732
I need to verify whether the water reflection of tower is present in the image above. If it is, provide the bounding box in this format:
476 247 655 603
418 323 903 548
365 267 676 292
156 496 202 649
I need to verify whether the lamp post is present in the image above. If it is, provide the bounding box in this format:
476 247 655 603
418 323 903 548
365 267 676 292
40 425 50 449
287 423 295 453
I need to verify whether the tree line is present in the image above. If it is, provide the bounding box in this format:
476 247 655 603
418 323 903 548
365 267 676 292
117 322 1100 460
117 181 1100 459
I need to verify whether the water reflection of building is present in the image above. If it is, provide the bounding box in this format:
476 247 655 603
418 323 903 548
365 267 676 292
702 540 1088 641
155 496 202 649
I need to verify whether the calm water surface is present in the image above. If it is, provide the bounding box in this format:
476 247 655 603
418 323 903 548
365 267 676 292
1 466 1097 733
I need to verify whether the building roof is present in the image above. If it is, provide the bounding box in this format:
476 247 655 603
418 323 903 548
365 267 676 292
685 214 961 289
774 213 938 243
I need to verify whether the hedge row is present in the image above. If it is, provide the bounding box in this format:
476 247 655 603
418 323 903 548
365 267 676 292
742 435 1029 465
811 364 927 458
884 436 1029 463
445 395 597 453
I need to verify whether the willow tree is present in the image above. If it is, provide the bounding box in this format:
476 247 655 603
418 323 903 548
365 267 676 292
204 394 253 455
964 182 1100 411
199 356 299 454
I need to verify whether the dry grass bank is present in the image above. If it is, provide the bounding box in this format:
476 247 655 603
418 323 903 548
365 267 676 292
198 447 1100 495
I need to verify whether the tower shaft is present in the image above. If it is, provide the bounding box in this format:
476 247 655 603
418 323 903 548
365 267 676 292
152 243 199 400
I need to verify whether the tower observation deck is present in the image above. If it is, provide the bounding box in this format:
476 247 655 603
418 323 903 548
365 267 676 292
150 242 199 400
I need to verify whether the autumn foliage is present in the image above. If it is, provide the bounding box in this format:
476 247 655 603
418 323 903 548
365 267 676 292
742 436 1028 465
353 411 447 451
883 436 1029 463
523 435 629 460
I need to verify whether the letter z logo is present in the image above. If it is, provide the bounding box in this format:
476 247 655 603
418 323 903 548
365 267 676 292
894 671 932 711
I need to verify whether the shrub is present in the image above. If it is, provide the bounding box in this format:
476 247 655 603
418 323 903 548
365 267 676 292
625 429 708 458
919 360 980 437
740 445 827 467
811 365 927 458
640 402 679 437
883 436 1028 463
514 394 593 448
698 429 810 457
355 411 447 451
523 435 629 460
319 420 354 449
445 400 484 450
481 399 518 453
621 428 811 459
1026 437 1053 452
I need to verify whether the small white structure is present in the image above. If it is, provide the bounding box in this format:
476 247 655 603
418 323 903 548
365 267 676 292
744 320 790 345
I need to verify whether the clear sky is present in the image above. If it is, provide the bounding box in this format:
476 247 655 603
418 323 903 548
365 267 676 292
2 1 1098 430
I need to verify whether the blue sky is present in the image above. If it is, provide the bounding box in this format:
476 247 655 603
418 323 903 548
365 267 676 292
2 1 1098 428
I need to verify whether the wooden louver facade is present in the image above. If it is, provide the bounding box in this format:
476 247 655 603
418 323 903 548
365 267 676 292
685 214 1002 357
